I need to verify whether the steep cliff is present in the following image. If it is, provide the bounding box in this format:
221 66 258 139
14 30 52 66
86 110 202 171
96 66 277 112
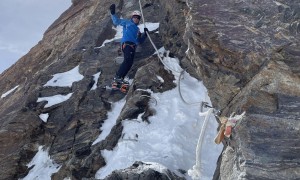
0 0 299 180
184 0 300 179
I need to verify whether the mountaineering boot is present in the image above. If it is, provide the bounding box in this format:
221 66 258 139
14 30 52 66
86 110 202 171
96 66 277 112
111 77 123 90
111 77 129 93
120 80 129 93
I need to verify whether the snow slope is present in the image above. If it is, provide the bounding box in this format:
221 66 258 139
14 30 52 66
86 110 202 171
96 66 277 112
94 53 222 180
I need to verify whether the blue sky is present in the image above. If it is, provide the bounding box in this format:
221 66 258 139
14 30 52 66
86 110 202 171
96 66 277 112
0 0 71 74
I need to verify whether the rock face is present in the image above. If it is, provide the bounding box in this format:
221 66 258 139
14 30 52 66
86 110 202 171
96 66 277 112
184 0 300 179
0 0 299 180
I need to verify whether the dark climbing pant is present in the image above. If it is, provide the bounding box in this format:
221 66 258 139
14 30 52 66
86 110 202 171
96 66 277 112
116 42 136 79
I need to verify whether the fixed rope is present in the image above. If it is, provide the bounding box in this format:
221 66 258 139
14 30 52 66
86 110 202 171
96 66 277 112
138 0 205 107
178 70 204 106
138 0 211 109
188 108 214 179
138 0 164 64
138 3 220 178
138 0 182 74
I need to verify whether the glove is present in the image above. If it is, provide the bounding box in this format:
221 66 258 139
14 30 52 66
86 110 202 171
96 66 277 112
144 28 149 36
110 4 115 15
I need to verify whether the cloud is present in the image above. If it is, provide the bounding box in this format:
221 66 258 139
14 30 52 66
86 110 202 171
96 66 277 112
0 42 28 55
0 0 71 74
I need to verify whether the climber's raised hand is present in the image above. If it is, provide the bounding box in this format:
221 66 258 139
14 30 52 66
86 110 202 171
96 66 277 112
110 4 115 15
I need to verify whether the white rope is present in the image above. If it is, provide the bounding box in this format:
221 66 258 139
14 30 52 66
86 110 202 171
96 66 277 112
178 70 204 106
188 108 213 179
138 0 181 73
138 0 146 28
138 0 162 62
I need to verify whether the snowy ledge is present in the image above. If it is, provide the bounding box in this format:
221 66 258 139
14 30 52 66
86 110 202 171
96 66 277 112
37 93 73 108
43 66 83 87
1 85 19 98
22 146 61 180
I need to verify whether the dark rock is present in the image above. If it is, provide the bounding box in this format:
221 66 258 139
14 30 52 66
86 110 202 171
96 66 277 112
183 0 300 179
104 161 185 180
0 0 299 179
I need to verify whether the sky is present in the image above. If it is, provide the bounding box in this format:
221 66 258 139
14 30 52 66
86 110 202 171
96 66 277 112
1 23 225 180
0 0 72 74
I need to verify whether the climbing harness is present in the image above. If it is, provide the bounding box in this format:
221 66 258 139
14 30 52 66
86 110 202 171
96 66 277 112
122 42 136 50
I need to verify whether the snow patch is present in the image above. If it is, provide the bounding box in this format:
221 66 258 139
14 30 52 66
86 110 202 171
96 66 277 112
22 146 61 180
37 93 73 108
91 72 101 90
43 65 83 87
92 98 126 145
156 75 164 83
95 54 222 179
139 22 159 32
274 1 290 8
1 85 19 98
39 113 49 122
154 47 165 56
97 25 123 48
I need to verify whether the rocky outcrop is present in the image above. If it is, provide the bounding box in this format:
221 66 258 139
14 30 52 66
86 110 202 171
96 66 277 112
0 0 299 179
1 0 103 179
184 0 300 179
105 161 185 180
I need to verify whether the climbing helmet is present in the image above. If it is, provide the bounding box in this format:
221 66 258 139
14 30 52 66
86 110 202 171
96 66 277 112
131 10 141 19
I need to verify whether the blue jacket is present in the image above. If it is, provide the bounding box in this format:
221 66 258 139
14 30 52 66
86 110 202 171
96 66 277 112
111 14 146 45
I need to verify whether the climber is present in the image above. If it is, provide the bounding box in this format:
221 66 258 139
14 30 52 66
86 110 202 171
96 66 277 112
109 4 149 92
